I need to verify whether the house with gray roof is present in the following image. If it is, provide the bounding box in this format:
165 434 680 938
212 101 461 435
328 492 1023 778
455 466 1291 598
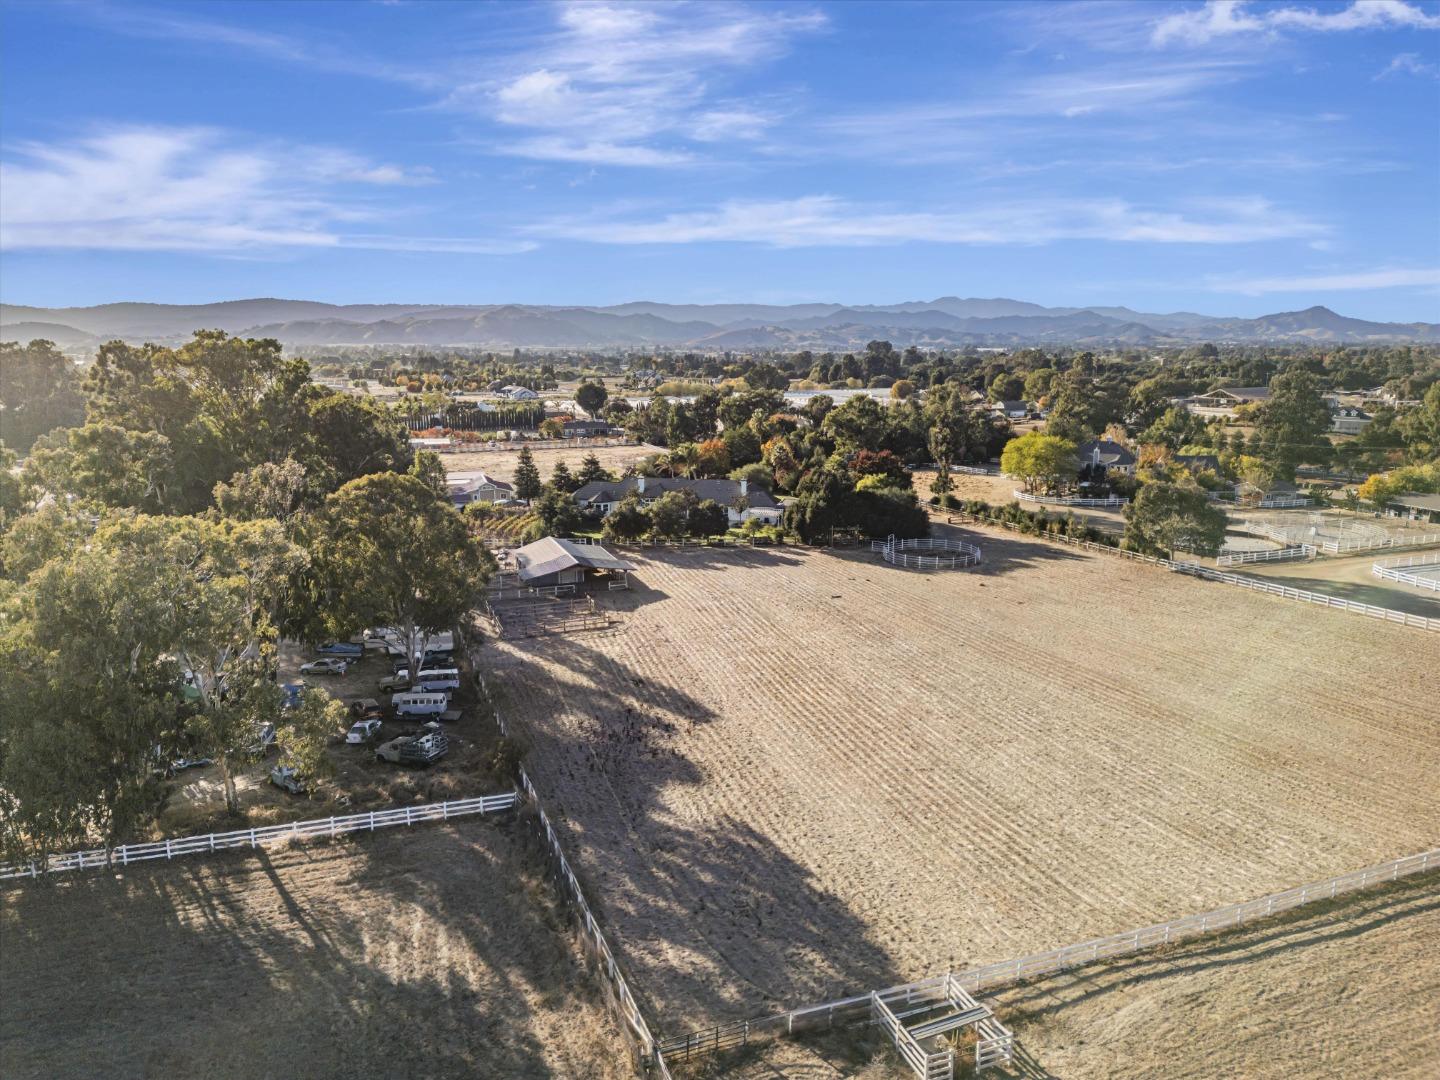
571 476 783 526
512 537 637 589
1076 439 1137 477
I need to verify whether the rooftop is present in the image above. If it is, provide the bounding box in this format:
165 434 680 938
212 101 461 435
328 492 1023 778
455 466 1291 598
513 537 637 582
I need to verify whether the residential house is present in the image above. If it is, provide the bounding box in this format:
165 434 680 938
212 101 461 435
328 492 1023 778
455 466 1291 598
562 418 614 437
993 400 1031 420
512 536 636 589
1182 386 1272 415
571 476 783 526
1330 406 1373 435
446 471 515 508
1174 453 1222 476
502 385 540 401
1076 439 1137 478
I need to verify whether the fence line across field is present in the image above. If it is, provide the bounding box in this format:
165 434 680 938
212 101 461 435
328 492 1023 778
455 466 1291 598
654 847 1438 1065
1013 490 1129 508
1216 544 1315 566
1372 550 1440 593
475 671 674 1080
945 512 1440 633
0 793 522 881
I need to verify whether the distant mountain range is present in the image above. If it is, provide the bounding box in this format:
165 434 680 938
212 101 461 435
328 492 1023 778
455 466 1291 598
3 297 1436 350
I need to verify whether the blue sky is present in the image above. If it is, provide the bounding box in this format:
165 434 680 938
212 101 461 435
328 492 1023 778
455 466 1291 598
1 0 1438 319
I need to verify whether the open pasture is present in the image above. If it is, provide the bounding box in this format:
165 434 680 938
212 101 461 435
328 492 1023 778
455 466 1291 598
987 871 1440 1079
483 527 1439 1033
443 441 660 485
0 821 630 1080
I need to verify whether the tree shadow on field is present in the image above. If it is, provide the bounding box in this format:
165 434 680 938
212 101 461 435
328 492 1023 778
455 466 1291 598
0 823 628 1080
482 635 904 1034
1225 571 1440 618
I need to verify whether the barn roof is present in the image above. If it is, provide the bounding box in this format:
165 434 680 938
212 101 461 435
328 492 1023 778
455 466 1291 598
513 537 636 582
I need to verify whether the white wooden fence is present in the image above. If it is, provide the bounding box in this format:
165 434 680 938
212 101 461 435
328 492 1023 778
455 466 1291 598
476 671 673 1080
0 793 522 881
871 535 983 570
1216 544 1315 566
1322 531 1440 555
947 513 1440 633
1372 550 1440 592
1014 490 1129 508
656 847 1437 1065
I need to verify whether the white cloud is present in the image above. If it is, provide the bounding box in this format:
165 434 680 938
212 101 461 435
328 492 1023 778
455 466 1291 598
449 0 826 165
0 127 524 255
1154 0 1440 46
1208 267 1440 294
1376 51 1440 77
525 193 1325 247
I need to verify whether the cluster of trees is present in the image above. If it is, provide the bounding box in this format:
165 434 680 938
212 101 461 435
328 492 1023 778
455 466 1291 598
0 333 493 865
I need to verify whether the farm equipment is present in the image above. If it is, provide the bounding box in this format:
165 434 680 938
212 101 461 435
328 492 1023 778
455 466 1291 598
375 726 449 766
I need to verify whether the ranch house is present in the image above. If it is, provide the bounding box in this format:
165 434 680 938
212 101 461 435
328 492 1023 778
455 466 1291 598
447 470 515 508
511 536 637 589
993 400 1032 420
562 419 614 437
1076 439 1137 479
1182 386 1271 415
1330 406 1373 435
571 476 784 526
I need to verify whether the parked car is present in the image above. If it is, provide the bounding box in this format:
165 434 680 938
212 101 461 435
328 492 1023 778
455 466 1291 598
316 641 364 658
413 668 461 692
346 717 383 744
375 727 449 766
167 757 213 776
393 691 449 717
301 658 349 675
249 722 276 754
280 682 304 708
349 697 383 719
378 670 411 693
364 638 406 656
269 765 305 795
420 649 455 669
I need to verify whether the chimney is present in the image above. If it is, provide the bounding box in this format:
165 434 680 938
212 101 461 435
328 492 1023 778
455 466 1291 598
637 475 646 495
739 479 748 496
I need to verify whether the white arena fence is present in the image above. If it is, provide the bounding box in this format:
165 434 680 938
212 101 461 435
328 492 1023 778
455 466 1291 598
951 464 1000 476
0 793 522 881
1372 551 1440 593
1216 544 1315 566
476 671 673 1080
1323 531 1440 555
655 847 1438 1065
1013 490 1129 508
871 535 983 570
946 513 1440 633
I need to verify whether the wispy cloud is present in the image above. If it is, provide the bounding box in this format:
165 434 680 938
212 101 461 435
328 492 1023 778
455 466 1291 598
0 126 527 255
439 0 825 166
1154 1 1440 47
1207 266 1440 294
1376 50 1440 77
526 193 1325 247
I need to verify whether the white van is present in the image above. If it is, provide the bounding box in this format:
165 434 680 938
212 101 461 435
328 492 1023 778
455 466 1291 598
413 668 461 692
392 691 449 717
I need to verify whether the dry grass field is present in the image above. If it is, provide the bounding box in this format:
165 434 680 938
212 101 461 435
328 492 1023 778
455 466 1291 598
0 820 631 1080
445 441 660 485
482 524 1439 1034
987 871 1440 1079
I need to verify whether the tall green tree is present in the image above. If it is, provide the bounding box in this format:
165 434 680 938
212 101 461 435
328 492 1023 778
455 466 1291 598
575 380 608 418
1001 431 1078 495
1254 370 1333 480
305 473 494 669
1123 482 1228 557
512 446 542 502
0 339 85 453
